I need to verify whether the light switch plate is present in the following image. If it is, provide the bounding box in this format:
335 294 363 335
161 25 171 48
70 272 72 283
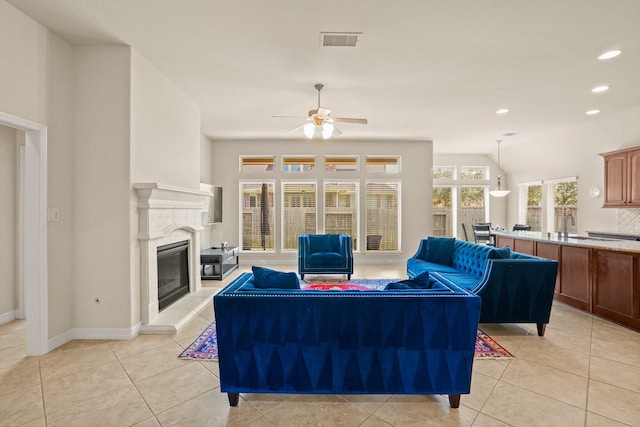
47 208 60 221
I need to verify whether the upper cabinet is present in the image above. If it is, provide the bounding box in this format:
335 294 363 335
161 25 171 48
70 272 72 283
600 146 640 208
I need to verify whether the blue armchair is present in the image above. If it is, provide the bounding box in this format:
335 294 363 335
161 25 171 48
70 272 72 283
298 234 353 280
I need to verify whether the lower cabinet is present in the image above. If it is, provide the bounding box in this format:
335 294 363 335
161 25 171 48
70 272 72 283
507 236 640 332
592 250 640 330
536 242 561 295
513 238 535 255
558 246 591 311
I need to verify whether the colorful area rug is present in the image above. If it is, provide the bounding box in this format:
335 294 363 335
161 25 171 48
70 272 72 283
301 278 395 291
475 330 513 359
178 321 218 361
178 322 513 361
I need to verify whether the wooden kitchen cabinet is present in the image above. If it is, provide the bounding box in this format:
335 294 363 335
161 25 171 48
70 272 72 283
513 238 535 255
495 235 514 249
557 246 591 311
600 146 640 207
536 241 561 295
592 250 640 330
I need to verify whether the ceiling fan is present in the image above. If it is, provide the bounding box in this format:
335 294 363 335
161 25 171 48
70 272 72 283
274 83 368 139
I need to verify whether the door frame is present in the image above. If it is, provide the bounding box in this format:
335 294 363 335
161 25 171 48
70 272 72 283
0 111 48 356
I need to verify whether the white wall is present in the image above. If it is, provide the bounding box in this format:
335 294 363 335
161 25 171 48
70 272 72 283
501 106 640 235
0 0 75 338
130 50 201 189
210 139 432 264
0 125 17 317
73 46 132 329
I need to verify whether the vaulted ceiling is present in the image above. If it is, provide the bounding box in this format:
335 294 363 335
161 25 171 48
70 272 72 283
8 0 640 155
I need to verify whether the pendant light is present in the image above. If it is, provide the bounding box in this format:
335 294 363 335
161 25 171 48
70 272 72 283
489 139 510 198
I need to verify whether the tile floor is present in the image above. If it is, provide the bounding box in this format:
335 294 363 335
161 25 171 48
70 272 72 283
2 264 640 426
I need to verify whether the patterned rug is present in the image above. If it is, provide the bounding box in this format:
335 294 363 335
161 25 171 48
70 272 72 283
178 323 513 361
301 278 395 291
475 330 513 359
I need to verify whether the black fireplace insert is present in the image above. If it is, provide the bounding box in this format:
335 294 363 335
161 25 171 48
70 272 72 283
157 240 190 311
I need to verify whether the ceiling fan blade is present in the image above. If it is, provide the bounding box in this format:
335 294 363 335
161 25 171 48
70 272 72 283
273 115 308 119
330 117 368 125
287 124 306 133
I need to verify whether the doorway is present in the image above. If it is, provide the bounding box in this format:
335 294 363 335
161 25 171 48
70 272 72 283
0 111 48 356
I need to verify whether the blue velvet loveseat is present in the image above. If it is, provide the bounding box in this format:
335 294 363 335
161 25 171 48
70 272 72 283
407 237 558 336
214 270 481 408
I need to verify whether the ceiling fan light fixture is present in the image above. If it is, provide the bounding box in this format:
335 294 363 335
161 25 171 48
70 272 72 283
321 123 334 139
303 123 315 139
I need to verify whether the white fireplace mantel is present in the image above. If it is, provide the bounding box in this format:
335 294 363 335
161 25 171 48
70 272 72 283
134 183 211 329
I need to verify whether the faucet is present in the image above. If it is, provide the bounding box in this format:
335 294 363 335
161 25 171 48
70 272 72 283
563 213 575 239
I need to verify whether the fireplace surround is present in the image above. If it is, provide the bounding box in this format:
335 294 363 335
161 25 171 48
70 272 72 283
134 183 210 328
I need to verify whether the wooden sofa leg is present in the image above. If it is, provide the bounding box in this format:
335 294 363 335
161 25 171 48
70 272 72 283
228 393 239 406
448 394 460 408
537 323 546 336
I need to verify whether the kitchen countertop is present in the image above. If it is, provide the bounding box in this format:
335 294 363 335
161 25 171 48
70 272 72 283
492 230 640 254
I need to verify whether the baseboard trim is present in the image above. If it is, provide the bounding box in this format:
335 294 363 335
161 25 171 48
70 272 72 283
48 324 141 352
0 310 18 325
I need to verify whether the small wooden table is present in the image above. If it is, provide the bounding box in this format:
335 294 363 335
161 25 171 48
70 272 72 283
200 246 239 280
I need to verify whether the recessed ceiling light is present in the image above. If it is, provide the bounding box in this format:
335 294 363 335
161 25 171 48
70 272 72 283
586 109 600 115
496 108 509 114
598 49 622 60
592 85 610 93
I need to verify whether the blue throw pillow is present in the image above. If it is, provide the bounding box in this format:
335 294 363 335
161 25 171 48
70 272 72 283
425 236 455 266
489 245 511 259
385 271 436 290
251 266 300 289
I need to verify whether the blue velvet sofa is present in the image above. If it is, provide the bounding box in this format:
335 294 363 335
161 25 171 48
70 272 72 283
298 233 353 279
213 271 481 408
407 237 558 336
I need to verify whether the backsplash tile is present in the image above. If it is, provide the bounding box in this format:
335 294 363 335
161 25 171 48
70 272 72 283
617 209 640 234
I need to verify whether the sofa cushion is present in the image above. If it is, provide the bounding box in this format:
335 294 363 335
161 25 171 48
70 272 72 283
407 258 459 277
308 252 345 267
308 234 334 253
385 272 450 290
489 245 511 259
431 272 482 292
251 266 300 289
425 237 455 266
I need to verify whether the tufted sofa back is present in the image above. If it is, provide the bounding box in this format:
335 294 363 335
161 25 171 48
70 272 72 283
451 240 500 278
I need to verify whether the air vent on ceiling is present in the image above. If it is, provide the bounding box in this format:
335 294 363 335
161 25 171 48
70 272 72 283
320 32 362 47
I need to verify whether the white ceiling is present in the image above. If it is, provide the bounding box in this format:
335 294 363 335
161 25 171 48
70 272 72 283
8 0 640 155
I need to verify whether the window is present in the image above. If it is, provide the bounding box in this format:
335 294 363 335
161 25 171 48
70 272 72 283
365 156 400 173
433 164 489 239
282 156 315 172
432 166 455 180
282 182 317 250
519 182 542 231
241 156 274 173
552 179 578 234
365 182 400 251
325 156 358 172
460 186 488 232
240 182 274 251
432 186 455 237
324 182 359 248
460 166 488 180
